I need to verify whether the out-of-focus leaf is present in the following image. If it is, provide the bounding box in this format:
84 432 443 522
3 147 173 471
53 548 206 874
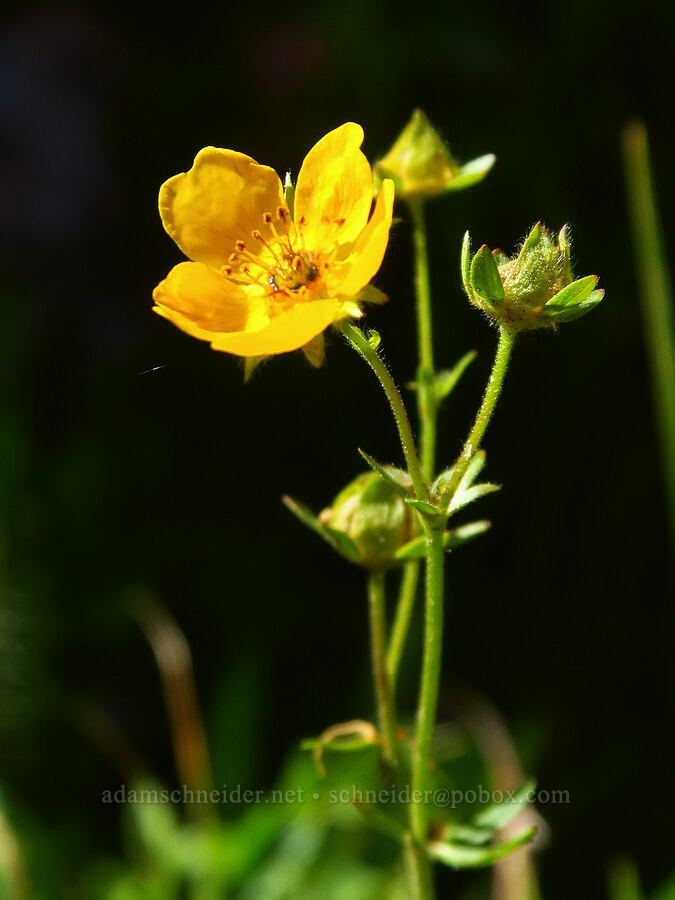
427 826 536 869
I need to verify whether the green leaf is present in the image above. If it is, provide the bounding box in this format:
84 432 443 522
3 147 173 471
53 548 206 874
520 221 543 254
434 351 477 402
356 284 388 305
447 482 500 516
302 333 325 368
433 452 489 502
357 449 411 496
444 520 491 549
395 520 490 560
544 274 598 309
282 495 360 561
545 290 605 323
445 154 496 192
558 223 572 277
405 498 443 518
244 356 266 382
442 824 493 847
492 248 509 267
461 231 472 297
471 245 505 303
426 826 536 869
474 778 537 830
458 450 487 492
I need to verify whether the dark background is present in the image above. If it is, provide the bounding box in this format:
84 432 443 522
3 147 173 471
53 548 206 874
1 0 673 896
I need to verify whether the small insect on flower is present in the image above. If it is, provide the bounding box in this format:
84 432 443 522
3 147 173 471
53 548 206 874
153 124 395 362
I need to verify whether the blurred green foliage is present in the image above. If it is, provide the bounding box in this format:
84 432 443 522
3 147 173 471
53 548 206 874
0 0 674 897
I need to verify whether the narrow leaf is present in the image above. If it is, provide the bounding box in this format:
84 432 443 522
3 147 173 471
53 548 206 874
445 154 496 192
395 520 491 560
357 449 411 496
474 778 537 830
427 827 536 869
520 221 543 254
457 450 487 492
544 274 598 309
447 482 500 516
356 284 388 305
461 231 472 297
302 333 325 368
444 520 491 550
244 356 266 382
434 351 478 402
471 245 505 303
282 496 359 561
405 498 443 517
546 290 604 323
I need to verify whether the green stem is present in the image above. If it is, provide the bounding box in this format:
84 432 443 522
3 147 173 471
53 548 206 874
410 525 445 844
387 561 420 691
440 326 516 510
622 122 675 571
410 200 437 482
340 322 428 501
403 835 435 900
368 570 397 766
385 202 434 705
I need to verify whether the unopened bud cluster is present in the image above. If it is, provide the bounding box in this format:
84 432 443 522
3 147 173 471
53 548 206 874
461 223 604 331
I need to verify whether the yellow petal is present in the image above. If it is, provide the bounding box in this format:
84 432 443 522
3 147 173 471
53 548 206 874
325 179 395 298
153 261 258 340
294 123 373 252
159 148 284 268
210 299 341 357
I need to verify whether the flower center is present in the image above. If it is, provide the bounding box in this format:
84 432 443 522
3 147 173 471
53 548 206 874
221 207 323 303
269 253 318 293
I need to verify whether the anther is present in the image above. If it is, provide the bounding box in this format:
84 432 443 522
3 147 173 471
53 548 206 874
292 255 304 273
252 229 263 242
262 212 274 225
334 217 345 226
228 252 239 264
235 239 247 252
221 264 233 276
277 206 289 220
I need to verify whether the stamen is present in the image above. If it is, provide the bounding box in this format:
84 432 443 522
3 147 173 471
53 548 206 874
235 239 247 252
262 212 274 225
252 228 282 263
228 252 239 263
221 264 233 276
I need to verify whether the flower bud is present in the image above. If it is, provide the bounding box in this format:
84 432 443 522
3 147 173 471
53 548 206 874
461 223 605 331
320 472 414 569
374 109 495 201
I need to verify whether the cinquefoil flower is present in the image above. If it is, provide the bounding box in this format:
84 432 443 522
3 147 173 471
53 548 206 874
153 123 395 358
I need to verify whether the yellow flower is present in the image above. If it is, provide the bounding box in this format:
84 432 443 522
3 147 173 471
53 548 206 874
153 123 395 358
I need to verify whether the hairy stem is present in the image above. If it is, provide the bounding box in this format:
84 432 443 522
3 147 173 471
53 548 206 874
368 570 398 766
440 326 516 510
340 322 427 501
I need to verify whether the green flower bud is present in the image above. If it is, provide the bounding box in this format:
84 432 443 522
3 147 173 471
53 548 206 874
320 472 414 569
374 109 495 201
461 223 605 331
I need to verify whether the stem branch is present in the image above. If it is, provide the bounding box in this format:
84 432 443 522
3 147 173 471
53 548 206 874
340 322 427 501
